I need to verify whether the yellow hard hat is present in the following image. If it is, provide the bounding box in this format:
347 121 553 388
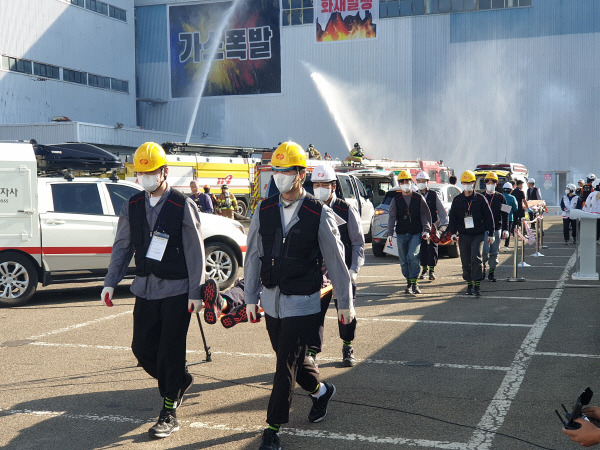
461 170 476 183
484 171 499 182
133 142 167 172
398 170 412 181
270 142 307 170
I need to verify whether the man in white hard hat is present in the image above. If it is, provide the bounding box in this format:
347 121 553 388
582 179 600 243
415 171 448 281
581 173 597 206
561 183 583 244
307 164 364 367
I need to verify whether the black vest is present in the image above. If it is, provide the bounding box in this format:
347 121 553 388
258 194 323 295
129 189 188 280
484 192 504 228
394 193 423 234
331 197 352 269
423 190 439 223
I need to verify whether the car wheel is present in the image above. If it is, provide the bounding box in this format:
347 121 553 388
446 242 460 258
236 199 247 217
0 252 39 307
205 242 239 291
372 243 386 257
365 225 373 243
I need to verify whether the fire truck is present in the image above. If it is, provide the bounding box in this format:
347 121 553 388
355 159 453 183
124 142 270 217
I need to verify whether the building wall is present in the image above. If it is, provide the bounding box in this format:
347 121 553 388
0 0 136 127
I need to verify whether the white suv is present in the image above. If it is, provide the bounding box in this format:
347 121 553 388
0 143 246 307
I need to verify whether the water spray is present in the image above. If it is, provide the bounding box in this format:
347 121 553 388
186 0 241 143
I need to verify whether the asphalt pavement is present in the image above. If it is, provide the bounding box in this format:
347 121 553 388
1 216 599 450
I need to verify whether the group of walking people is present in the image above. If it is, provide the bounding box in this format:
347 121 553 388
562 173 600 244
189 179 238 219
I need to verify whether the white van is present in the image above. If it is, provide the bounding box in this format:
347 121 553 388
0 142 247 306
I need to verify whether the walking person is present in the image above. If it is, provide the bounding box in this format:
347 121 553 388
481 172 509 281
189 180 214 213
583 179 600 242
307 164 365 367
561 183 583 244
218 184 238 219
101 142 208 439
415 171 448 281
511 179 528 226
581 173 597 206
448 171 495 296
387 170 432 294
244 142 353 450
501 182 519 252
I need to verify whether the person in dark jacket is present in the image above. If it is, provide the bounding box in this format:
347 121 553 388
501 182 519 252
581 173 597 206
511 179 528 225
561 183 583 244
448 170 495 296
481 172 509 282
189 180 214 213
387 170 432 294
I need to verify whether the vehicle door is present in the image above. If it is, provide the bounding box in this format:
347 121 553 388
349 175 374 235
39 182 114 272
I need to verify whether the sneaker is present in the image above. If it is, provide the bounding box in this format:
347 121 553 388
259 428 281 450
202 279 221 324
488 271 496 282
177 372 193 406
466 285 474 296
404 282 411 294
428 271 436 281
502 246 510 252
342 345 356 367
572 239 577 245
564 241 569 245
221 304 248 329
411 284 421 294
148 409 179 439
419 268 427 280
474 285 481 297
308 382 336 423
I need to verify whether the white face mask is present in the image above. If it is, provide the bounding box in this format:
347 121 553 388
417 183 427 191
273 173 296 194
485 184 496 193
313 187 332 202
565 189 571 195
400 184 411 193
463 184 474 192
139 173 161 193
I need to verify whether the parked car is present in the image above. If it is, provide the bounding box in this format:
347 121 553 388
370 183 461 258
266 171 375 242
474 163 529 194
344 168 398 209
0 142 246 307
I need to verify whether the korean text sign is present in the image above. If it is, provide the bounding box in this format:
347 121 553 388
316 0 378 42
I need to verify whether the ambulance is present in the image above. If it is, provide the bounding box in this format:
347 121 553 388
0 142 247 307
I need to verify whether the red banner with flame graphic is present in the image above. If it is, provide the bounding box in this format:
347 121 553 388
316 0 378 42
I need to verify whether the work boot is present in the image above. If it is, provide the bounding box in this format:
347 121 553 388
428 271 436 281
572 239 577 245
564 240 569 245
419 267 427 280
474 285 481 297
488 270 496 282
308 383 336 423
148 408 179 439
342 345 356 367
466 285 474 296
259 428 281 450
220 304 248 329
177 372 193 406
201 279 221 324
404 282 411 294
411 283 421 294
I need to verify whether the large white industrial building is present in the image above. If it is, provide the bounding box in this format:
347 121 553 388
1 0 599 204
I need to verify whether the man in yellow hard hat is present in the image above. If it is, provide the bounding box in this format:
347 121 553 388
387 170 432 294
481 172 509 282
244 141 353 449
102 142 209 439
448 170 495 296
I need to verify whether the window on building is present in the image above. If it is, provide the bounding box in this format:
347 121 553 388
71 0 85 6
110 78 129 93
282 0 314 26
109 5 127 21
33 62 60 79
88 73 110 89
63 68 87 85
2 56 32 74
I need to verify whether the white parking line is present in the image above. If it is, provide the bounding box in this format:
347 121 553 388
29 342 509 372
466 253 576 449
356 292 547 301
27 311 132 340
326 316 532 328
534 351 600 359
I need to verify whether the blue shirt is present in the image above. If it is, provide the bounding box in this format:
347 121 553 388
502 192 519 222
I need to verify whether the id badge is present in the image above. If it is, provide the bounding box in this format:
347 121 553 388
146 232 169 261
464 216 474 229
500 204 511 214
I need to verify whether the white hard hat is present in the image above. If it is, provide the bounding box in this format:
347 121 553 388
587 173 597 180
527 178 535 184
502 182 513 189
579 179 585 184
415 171 430 181
566 183 576 192
593 179 600 188
311 165 337 183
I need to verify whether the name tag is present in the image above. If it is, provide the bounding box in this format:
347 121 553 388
501 204 512 213
464 216 474 229
146 231 169 261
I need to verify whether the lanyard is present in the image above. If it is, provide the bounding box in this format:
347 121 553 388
466 198 474 214
148 190 172 233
